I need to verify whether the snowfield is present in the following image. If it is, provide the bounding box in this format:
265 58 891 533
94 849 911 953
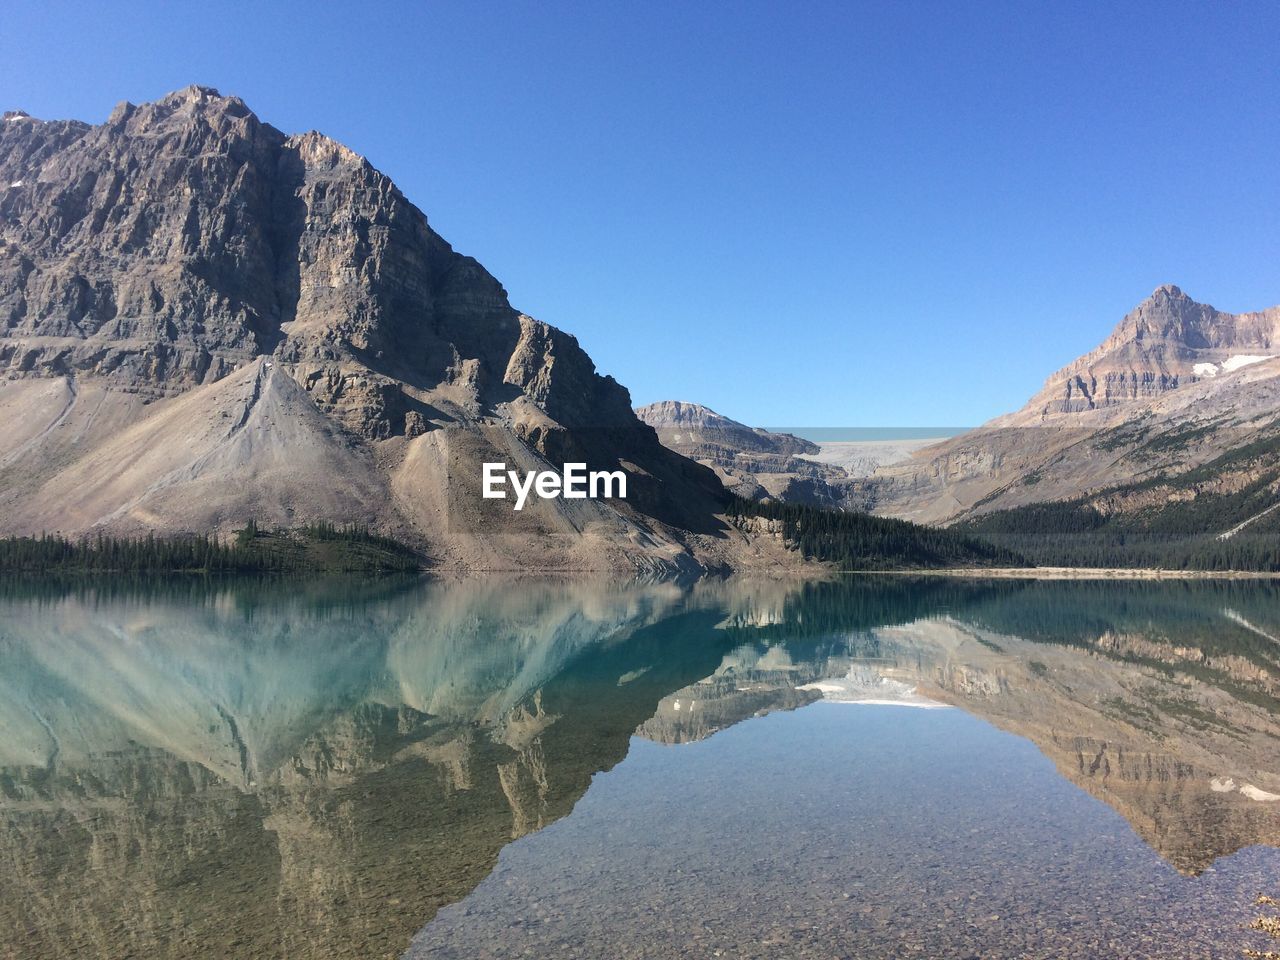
1194 354 1274 379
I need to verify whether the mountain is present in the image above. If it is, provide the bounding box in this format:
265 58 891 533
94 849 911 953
1018 284 1280 417
0 86 801 575
636 401 819 457
855 286 1280 564
635 400 850 505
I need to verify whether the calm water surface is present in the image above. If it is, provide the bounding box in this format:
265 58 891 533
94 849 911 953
2 576 1279 958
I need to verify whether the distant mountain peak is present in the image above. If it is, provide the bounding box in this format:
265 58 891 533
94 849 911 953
636 400 741 430
637 401 819 456
1007 286 1280 419
852 284 1280 527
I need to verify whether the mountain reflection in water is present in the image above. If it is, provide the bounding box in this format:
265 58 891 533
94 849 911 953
2 576 1279 959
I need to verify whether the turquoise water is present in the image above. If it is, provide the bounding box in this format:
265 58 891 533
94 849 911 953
2 576 1279 958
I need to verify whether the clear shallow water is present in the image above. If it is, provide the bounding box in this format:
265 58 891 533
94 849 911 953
415 705 1278 959
2 576 1279 958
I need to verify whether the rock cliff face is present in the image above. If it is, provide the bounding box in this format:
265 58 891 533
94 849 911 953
0 87 790 573
3 89 525 418
854 286 1280 526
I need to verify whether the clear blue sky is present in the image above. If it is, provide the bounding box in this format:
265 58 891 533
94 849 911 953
4 1 1278 426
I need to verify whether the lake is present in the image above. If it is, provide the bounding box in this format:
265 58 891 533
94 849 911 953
2 575 1279 958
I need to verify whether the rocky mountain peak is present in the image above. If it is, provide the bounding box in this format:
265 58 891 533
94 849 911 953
636 401 821 457
173 83 228 101
144 84 251 116
637 400 743 431
1012 287 1280 418
0 86 613 433
110 85 270 146
635 401 815 451
1149 282 1186 301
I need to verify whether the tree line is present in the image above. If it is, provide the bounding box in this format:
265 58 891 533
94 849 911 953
726 498 1022 570
0 524 424 574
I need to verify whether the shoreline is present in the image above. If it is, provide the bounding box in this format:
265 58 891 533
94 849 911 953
861 566 1280 580
4 565 1280 582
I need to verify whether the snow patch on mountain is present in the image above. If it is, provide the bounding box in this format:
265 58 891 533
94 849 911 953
1221 354 1273 373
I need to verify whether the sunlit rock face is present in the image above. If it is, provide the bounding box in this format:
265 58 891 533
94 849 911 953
1026 285 1280 415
